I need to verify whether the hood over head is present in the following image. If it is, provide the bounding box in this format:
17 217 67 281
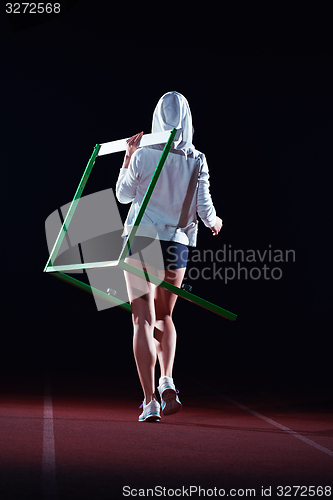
152 91 194 152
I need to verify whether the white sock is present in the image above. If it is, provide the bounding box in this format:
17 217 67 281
159 376 174 386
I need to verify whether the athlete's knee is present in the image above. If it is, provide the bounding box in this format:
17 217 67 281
132 312 155 329
155 312 173 323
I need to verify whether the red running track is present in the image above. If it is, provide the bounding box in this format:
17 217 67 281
0 376 332 500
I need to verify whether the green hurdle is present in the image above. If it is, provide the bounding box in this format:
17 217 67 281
44 129 237 321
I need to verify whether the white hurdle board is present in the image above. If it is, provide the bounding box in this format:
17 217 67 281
98 129 182 156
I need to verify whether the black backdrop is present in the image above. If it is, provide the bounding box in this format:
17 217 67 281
1 2 332 393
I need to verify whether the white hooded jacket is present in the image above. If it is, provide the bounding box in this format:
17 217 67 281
116 92 217 247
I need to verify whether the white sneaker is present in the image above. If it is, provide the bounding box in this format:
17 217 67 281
158 376 182 416
138 399 161 422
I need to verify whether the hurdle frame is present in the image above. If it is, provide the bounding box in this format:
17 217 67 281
43 129 237 321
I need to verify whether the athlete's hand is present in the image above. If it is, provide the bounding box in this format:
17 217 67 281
125 131 144 158
122 131 144 169
211 216 223 236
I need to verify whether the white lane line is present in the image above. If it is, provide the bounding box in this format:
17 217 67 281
223 395 333 458
42 379 57 500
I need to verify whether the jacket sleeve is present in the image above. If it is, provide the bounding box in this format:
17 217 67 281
115 151 141 204
196 154 217 228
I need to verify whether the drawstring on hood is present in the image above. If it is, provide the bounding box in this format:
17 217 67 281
152 91 194 157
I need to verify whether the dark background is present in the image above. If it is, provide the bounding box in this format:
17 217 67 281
1 2 332 394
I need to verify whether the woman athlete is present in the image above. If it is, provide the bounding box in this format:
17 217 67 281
116 92 222 422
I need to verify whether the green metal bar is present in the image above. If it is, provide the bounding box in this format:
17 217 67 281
45 260 237 319
120 261 237 321
50 272 132 312
118 128 177 262
43 144 101 272
51 265 236 320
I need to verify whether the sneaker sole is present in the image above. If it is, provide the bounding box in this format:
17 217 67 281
161 389 182 416
138 413 160 422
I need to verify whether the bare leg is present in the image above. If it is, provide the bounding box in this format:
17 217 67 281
154 267 186 379
124 257 157 404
